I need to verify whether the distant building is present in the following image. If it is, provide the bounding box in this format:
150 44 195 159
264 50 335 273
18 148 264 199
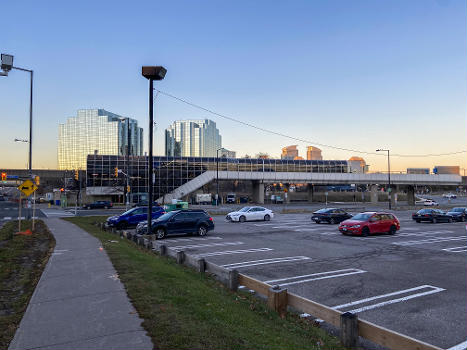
256 153 270 159
58 109 143 170
407 168 430 174
348 156 368 173
281 145 299 160
434 166 459 175
219 148 236 158
307 146 322 160
165 119 221 157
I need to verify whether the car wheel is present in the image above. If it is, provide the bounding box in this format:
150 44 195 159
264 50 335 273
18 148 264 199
389 225 396 235
104 206 108 209
116 221 127 230
239 216 246 223
448 218 453 223
155 228 166 239
87 206 91 210
432 218 437 224
361 227 370 237
197 225 207 236
416 219 421 223
315 219 321 224
330 218 336 225
264 214 270 221
462 216 466 222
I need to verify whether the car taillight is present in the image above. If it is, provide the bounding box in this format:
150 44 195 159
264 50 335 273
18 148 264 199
424 214 429 217
209 217 213 221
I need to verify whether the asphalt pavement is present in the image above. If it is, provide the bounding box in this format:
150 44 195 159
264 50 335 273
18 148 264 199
141 210 467 350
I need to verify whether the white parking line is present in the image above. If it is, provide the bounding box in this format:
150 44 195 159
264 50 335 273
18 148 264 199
264 268 366 287
172 241 244 250
195 248 273 257
164 236 222 243
394 236 467 246
222 256 311 268
442 246 467 253
333 285 445 314
447 340 467 350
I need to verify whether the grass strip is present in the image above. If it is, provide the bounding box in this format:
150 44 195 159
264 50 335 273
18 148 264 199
0 220 55 349
66 216 344 350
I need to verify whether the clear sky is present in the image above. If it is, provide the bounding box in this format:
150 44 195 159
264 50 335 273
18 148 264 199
1 0 466 172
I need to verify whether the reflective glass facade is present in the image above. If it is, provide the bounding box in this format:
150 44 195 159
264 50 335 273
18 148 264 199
58 109 143 170
86 155 349 200
165 119 222 157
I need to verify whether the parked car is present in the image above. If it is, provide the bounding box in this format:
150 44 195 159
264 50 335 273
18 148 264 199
443 193 457 199
412 209 453 223
226 193 236 204
132 201 159 208
339 212 400 236
106 206 165 229
311 208 353 224
226 206 274 222
423 199 439 206
138 209 214 239
83 200 113 209
446 207 467 222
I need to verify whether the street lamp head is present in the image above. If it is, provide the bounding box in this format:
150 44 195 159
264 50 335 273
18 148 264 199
1 54 14 72
142 66 167 80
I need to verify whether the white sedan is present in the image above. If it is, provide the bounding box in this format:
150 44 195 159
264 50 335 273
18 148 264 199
226 206 274 222
423 199 439 206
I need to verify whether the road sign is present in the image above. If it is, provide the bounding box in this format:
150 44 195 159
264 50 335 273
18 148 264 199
18 180 38 197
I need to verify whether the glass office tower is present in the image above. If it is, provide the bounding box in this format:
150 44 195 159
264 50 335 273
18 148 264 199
165 119 222 157
58 109 143 170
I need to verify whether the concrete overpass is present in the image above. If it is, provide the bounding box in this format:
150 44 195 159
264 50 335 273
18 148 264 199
158 170 462 204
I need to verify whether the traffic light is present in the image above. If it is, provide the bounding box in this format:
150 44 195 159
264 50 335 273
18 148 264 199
114 167 119 177
74 170 79 180
34 175 40 186
1 172 6 182
60 188 64 192
127 185 131 193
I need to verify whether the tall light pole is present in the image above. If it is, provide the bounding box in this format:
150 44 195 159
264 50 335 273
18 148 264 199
142 66 167 235
216 148 223 206
376 149 391 209
2 54 34 177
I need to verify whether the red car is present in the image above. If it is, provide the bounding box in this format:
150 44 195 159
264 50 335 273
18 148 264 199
339 212 400 236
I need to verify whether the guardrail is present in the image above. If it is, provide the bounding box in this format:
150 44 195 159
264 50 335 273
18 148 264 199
98 224 443 350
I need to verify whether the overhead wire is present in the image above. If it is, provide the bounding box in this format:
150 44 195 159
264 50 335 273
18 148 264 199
154 89 467 158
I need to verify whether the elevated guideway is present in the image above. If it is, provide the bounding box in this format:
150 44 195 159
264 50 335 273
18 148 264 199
158 170 461 203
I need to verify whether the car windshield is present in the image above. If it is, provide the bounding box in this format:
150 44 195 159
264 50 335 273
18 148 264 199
451 208 465 212
351 213 372 221
238 207 251 212
316 208 334 213
121 208 136 216
417 209 431 214
155 211 178 221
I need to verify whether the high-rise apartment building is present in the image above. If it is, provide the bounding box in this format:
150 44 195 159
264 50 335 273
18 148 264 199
165 119 222 157
281 145 299 159
58 109 143 170
307 146 323 160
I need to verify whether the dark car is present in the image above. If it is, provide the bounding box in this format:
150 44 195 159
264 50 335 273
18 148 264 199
107 206 165 229
138 209 214 239
312 208 352 224
412 209 453 223
339 212 400 236
446 208 467 222
83 200 112 209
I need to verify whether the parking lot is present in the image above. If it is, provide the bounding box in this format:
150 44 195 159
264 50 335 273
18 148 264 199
145 210 466 350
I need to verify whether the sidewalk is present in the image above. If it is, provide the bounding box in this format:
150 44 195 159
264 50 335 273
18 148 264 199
8 218 153 350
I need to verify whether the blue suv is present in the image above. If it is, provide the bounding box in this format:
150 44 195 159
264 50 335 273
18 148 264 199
107 206 165 229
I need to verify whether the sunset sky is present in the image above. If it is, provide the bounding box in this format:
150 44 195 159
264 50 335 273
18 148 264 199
1 0 465 172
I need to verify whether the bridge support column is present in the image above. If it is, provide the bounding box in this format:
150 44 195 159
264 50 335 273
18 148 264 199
370 185 378 204
390 185 398 208
407 185 415 206
307 184 314 203
252 181 264 204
